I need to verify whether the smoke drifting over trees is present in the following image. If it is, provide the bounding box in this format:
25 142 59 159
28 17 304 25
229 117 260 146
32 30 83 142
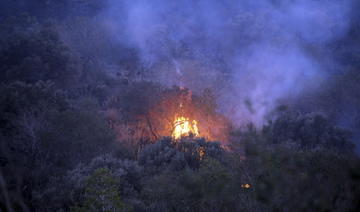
97 0 358 125
24 0 356 129
1 0 360 211
3 0 358 127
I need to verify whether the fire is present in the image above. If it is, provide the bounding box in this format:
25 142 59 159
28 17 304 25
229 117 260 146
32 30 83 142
241 184 251 189
144 86 230 142
172 116 199 139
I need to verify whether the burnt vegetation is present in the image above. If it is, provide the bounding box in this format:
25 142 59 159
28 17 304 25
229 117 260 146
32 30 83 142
1 1 360 212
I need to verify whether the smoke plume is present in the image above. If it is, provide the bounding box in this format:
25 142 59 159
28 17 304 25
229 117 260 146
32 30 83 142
95 0 356 126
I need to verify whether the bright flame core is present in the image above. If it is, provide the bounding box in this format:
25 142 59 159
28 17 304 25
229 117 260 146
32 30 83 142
172 116 199 139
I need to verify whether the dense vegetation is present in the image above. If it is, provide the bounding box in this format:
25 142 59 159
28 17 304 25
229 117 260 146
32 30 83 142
1 1 360 211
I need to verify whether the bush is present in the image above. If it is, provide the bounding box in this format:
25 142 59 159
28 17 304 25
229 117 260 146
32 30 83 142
39 155 142 211
139 137 226 173
71 167 131 212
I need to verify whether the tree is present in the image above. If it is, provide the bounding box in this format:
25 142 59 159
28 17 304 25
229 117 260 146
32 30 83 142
0 15 79 86
229 121 360 211
71 168 131 212
262 111 354 152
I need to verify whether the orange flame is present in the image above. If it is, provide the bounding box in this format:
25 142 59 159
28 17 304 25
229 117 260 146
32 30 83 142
172 116 199 139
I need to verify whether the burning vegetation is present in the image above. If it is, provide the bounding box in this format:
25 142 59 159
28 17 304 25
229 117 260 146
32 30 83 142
172 116 199 139
146 87 230 142
105 85 230 145
170 89 201 140
2 1 360 211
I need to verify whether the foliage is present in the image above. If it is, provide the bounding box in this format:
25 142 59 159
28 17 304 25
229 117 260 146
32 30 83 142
71 168 131 212
0 15 79 86
0 5 360 212
36 155 142 211
262 111 355 151
244 143 360 211
0 82 119 211
139 137 225 173
139 142 233 212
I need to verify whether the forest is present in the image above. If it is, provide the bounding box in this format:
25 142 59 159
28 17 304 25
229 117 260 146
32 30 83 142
1 0 360 211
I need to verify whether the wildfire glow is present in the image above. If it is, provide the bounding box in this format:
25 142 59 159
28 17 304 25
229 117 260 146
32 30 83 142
172 116 199 139
241 184 251 189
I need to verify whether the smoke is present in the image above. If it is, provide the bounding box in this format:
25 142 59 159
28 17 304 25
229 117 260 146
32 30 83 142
98 0 355 126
